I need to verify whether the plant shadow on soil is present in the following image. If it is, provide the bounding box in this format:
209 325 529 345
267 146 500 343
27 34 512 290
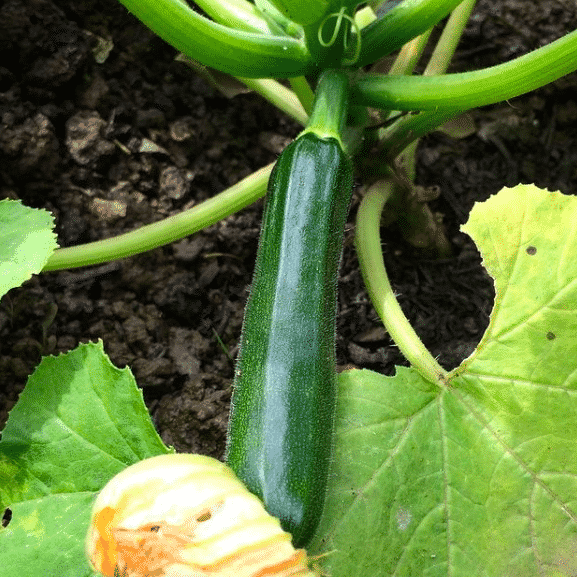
0 0 576 458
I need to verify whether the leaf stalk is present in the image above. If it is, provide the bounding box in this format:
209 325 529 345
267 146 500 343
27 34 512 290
355 180 449 386
43 163 273 271
354 28 577 111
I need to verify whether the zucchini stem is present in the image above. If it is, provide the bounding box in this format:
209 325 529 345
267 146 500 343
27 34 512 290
116 0 314 78
302 69 349 144
422 0 477 77
355 180 448 387
353 27 577 112
358 0 463 67
42 163 273 271
238 77 309 125
288 76 316 115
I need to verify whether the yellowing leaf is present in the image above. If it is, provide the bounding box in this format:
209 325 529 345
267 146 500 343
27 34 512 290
312 184 577 577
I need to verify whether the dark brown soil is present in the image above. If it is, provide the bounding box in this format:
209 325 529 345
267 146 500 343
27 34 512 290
1 0 576 459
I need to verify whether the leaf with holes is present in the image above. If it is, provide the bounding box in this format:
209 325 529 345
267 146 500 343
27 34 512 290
310 184 577 577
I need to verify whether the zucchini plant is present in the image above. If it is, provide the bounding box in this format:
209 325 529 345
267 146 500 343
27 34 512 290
1 1 577 576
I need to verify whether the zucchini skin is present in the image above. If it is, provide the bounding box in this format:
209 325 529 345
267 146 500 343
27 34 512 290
226 131 353 547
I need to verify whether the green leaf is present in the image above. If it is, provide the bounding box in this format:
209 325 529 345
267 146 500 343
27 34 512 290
0 495 96 577
311 184 577 576
0 341 171 577
0 199 57 299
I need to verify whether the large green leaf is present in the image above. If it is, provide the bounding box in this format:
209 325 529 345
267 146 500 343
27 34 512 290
0 341 171 577
311 185 577 576
0 199 57 298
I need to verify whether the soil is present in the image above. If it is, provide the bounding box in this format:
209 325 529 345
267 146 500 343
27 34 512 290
1 0 576 460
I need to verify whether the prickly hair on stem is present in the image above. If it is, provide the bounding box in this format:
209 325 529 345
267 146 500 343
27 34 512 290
86 454 320 577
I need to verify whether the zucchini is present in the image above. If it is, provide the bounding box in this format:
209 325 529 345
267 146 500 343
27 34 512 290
226 71 352 547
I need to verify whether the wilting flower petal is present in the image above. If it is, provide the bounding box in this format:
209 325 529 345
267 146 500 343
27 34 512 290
86 454 319 577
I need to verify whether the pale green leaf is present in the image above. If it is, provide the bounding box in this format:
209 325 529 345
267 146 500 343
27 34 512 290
0 199 57 298
311 184 577 577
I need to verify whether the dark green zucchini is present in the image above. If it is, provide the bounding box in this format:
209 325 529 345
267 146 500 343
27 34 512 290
226 71 352 547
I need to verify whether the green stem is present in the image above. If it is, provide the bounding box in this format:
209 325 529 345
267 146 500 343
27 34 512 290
238 78 309 125
354 5 377 29
193 0 280 34
423 0 476 76
380 1 475 159
116 0 314 78
288 76 315 115
354 28 577 111
355 180 448 386
302 69 349 142
358 0 464 68
387 28 433 76
376 28 431 129
42 163 273 272
382 108 464 160
253 0 304 37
